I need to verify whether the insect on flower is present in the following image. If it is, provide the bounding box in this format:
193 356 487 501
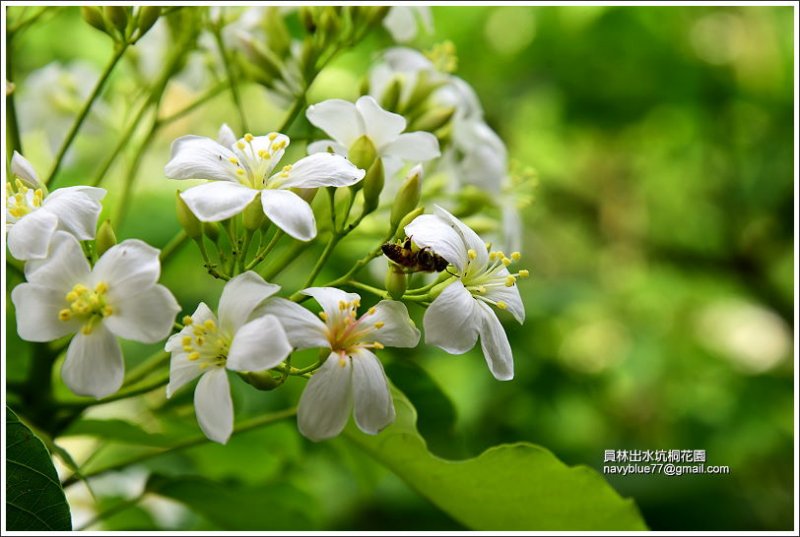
382 236 449 273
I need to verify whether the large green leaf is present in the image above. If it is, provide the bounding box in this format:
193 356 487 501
5 407 72 530
343 390 648 530
145 474 318 530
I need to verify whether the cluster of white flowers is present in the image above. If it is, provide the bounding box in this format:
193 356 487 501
7 7 530 446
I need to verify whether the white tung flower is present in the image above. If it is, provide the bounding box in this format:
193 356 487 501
164 125 365 241
261 288 420 441
405 206 527 380
11 232 180 399
5 152 105 261
166 271 292 444
306 95 440 179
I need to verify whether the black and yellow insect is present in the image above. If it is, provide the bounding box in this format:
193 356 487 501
381 236 449 273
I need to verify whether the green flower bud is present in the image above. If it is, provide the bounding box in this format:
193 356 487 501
264 7 291 57
243 193 265 231
385 264 408 301
390 164 422 231
318 8 340 40
379 77 403 112
347 135 378 171
365 6 391 26
81 6 108 34
393 206 425 239
299 6 317 33
408 106 455 133
104 6 129 35
361 158 385 216
176 191 202 239
95 219 117 256
404 70 446 113
136 6 161 39
239 36 283 80
203 222 221 243
239 371 283 391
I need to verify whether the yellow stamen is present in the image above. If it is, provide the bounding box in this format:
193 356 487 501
511 251 521 261
65 291 78 302
183 345 194 353
58 309 72 321
339 356 347 367
188 352 201 361
102 306 113 316
236 141 245 150
258 149 268 159
182 336 192 346
518 269 529 278
502 257 512 267
339 300 347 310
196 336 205 346
373 341 385 350
367 307 376 315
203 319 217 332
244 133 254 142
505 275 516 287
183 315 194 326
496 301 508 310
268 132 278 141
319 311 328 321
374 321 384 329
468 249 477 260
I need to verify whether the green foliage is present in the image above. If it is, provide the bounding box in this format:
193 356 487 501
344 390 648 530
5 407 72 531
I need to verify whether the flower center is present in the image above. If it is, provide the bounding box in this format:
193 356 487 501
59 282 113 335
226 132 289 190
320 299 385 365
463 247 529 310
6 179 44 220
180 316 230 369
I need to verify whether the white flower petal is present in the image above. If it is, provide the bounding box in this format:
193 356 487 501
261 189 317 241
476 302 514 380
11 151 42 189
486 270 525 324
297 353 353 441
166 351 204 398
217 123 238 148
43 187 104 240
104 284 180 343
218 271 281 332
307 140 347 157
61 324 124 399
11 284 81 341
356 95 406 149
433 205 490 268
351 348 395 435
24 231 91 289
64 186 107 202
180 182 259 222
423 281 479 354
194 368 234 444
92 239 161 297
306 99 364 148
302 287 361 321
383 6 419 43
257 297 329 350
274 153 365 189
381 131 441 162
6 209 59 261
164 135 240 182
368 300 420 348
404 214 468 272
226 314 292 371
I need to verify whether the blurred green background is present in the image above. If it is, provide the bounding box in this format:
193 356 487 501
5 5 795 531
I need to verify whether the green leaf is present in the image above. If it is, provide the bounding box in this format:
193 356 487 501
5 407 72 530
343 389 648 530
146 474 318 530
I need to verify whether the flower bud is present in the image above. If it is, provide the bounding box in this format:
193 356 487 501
404 70 446 113
95 219 117 256
390 164 422 231
238 35 283 80
136 6 161 39
379 77 403 112
239 371 282 391
264 7 291 57
385 264 408 301
361 158 385 216
299 6 317 33
395 206 425 239
81 6 108 34
176 191 202 239
243 194 265 231
347 135 378 171
104 6 129 35
203 222 221 243
408 106 455 133
291 187 318 204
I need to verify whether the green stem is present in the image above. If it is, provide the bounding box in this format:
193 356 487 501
260 240 307 281
46 42 129 187
293 233 342 298
114 118 157 228
60 374 169 410
278 93 306 133
213 27 248 133
346 280 388 299
159 230 189 265
246 229 284 271
5 36 23 158
89 97 153 187
77 492 146 531
239 229 254 273
62 407 297 487
156 81 229 127
122 350 170 387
